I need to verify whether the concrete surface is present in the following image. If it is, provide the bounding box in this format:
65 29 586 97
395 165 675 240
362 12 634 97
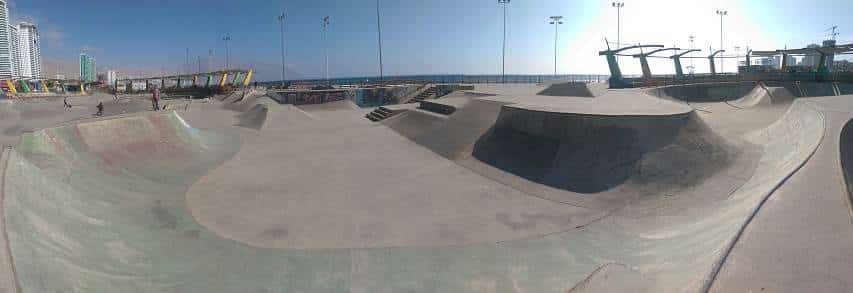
0 83 850 292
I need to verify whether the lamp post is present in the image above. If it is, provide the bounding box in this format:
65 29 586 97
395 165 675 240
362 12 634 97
376 0 384 81
277 12 287 86
549 16 563 76
498 0 510 83
688 35 695 74
322 16 331 83
716 10 727 73
612 2 624 64
222 34 231 70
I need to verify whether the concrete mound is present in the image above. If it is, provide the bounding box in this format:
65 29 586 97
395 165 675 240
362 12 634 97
537 81 606 97
472 108 737 194
384 98 507 159
730 84 796 108
236 104 269 130
222 90 273 112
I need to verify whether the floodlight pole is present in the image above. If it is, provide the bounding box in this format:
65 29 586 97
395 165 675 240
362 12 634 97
376 0 384 82
277 12 287 85
499 0 510 83
222 34 231 70
612 2 624 62
322 16 331 82
716 10 727 73
549 16 564 76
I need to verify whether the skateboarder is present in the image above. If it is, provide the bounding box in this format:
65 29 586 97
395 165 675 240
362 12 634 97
96 102 104 116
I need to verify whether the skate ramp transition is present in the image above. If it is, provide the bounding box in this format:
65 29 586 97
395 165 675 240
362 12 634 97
728 84 796 108
374 95 825 291
537 81 607 97
472 108 738 194
296 100 359 112
236 103 269 130
646 82 759 103
841 119 853 213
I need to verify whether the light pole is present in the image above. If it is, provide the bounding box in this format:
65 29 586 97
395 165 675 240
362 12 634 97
612 3 624 47
498 0 510 83
322 16 331 82
277 12 287 86
716 10 727 73
688 35 695 74
376 0 384 81
612 2 624 64
549 16 563 76
222 34 231 70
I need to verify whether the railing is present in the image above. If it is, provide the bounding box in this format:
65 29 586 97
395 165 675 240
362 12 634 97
265 74 611 87
624 72 853 88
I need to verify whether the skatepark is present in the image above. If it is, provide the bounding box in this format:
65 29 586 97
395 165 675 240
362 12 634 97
0 80 851 292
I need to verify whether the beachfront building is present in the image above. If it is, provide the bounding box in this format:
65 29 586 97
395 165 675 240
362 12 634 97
16 22 41 79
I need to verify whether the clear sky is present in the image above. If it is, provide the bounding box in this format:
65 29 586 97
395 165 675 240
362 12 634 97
10 0 853 81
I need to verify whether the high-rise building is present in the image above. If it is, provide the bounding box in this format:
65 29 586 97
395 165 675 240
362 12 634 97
0 0 14 78
8 23 17 77
16 22 41 79
106 70 117 85
79 53 97 82
90 57 96 81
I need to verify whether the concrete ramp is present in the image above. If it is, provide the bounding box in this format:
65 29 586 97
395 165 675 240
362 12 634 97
3 112 245 292
840 119 853 218
473 108 739 194
537 82 607 97
236 104 269 130
383 98 508 160
0 91 836 292
222 91 273 112
766 86 796 103
296 100 359 112
730 84 796 108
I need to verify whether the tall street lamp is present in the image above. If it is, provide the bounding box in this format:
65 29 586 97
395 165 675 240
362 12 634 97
612 2 624 47
498 0 510 83
716 10 727 73
612 2 624 62
376 0 384 81
277 12 287 86
322 16 331 82
222 34 231 70
549 16 563 76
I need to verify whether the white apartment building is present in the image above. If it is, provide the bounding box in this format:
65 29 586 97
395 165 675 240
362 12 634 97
0 0 14 78
16 22 41 78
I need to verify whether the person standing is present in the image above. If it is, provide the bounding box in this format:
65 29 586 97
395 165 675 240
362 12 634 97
152 87 161 111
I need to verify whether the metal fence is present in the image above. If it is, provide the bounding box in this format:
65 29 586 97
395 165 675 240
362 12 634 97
264 74 611 87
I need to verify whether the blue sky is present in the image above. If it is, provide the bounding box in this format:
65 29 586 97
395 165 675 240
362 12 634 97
11 0 853 81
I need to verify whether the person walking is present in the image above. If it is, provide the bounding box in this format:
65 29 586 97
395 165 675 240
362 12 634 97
152 87 161 111
63 96 72 111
